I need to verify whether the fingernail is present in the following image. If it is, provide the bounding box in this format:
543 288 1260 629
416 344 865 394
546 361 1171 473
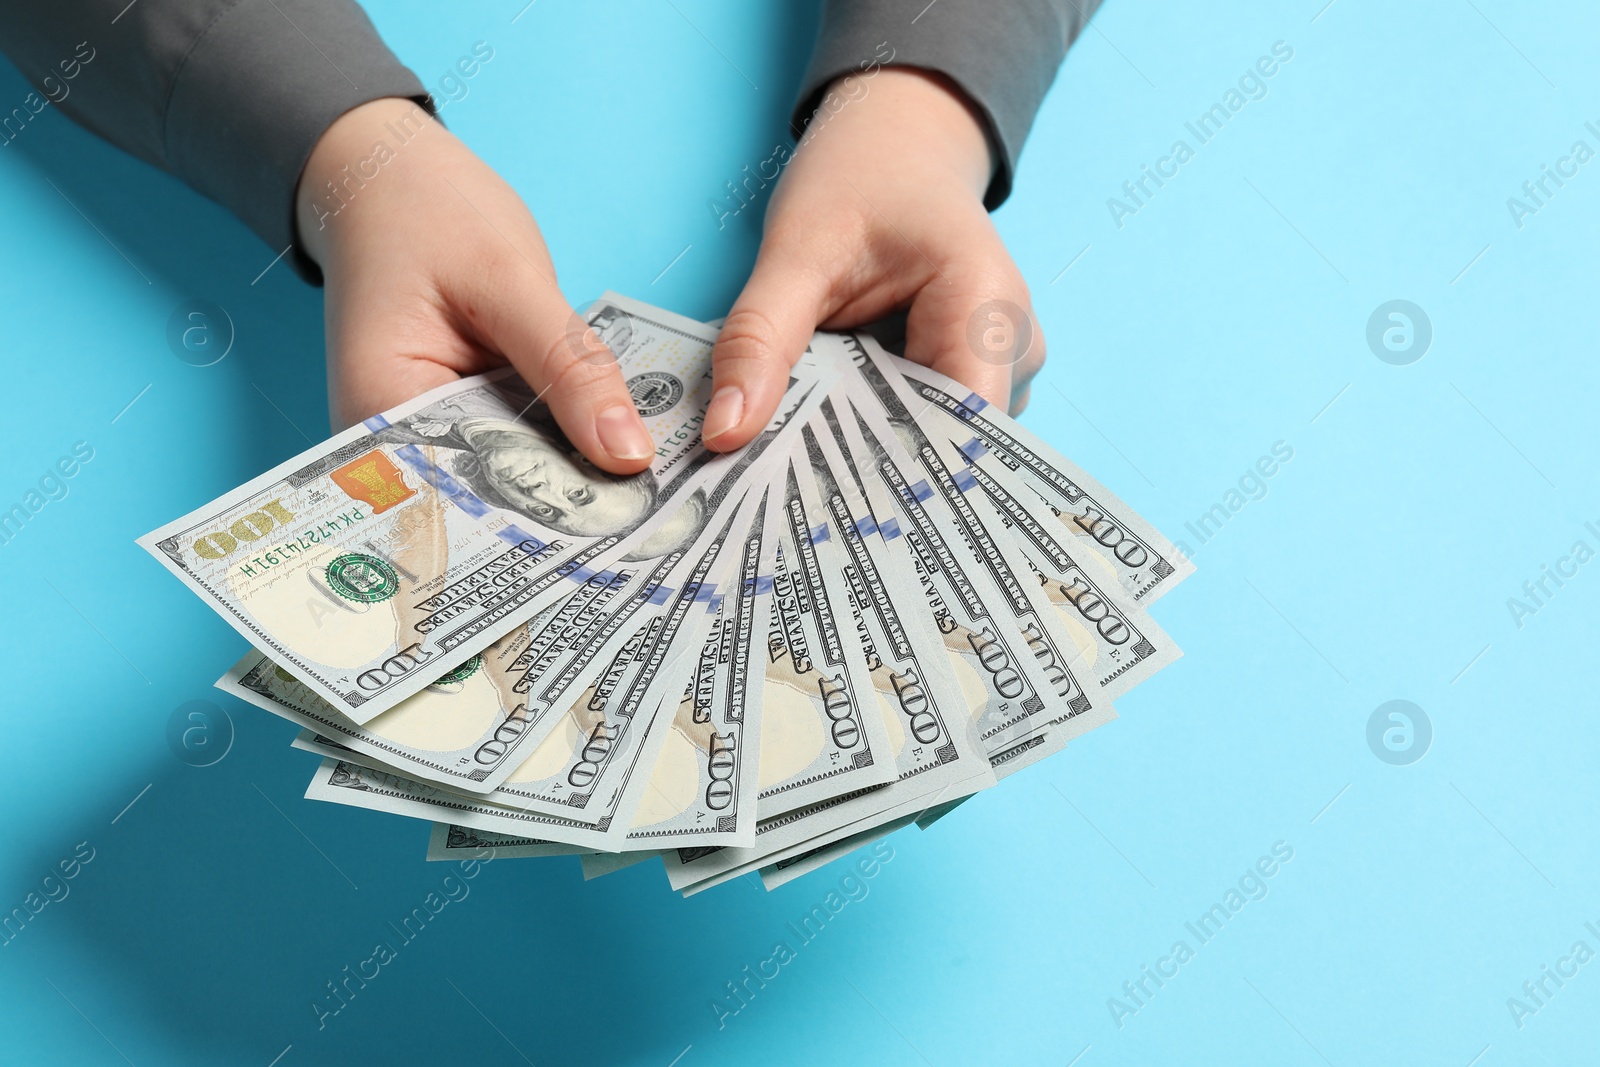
595 404 654 462
703 386 744 443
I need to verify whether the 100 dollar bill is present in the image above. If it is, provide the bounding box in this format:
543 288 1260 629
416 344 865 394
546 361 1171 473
144 297 820 724
831 336 1115 770
215 360 824 798
303 491 767 849
954 455 1181 699
664 405 1000 892
222 525 703 795
606 489 775 849
753 460 898 815
893 356 1194 603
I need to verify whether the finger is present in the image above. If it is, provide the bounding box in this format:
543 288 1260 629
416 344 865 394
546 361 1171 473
476 272 656 475
705 248 834 451
1009 385 1031 416
905 268 1043 413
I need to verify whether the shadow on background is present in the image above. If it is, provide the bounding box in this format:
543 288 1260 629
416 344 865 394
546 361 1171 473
5 703 759 1065
0 60 329 459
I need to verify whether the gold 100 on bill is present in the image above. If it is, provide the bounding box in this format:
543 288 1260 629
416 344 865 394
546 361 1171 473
138 298 821 725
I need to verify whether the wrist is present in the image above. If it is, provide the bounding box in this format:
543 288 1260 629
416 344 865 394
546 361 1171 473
810 67 993 199
295 96 438 269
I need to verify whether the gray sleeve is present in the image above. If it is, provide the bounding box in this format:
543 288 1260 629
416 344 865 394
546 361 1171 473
0 0 432 282
792 0 1102 209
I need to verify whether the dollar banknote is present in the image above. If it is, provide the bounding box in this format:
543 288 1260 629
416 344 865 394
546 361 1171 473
144 295 823 724
886 350 1194 603
954 455 1181 699
751 460 899 815
663 407 998 892
174 295 1191 894
574 447 909 856
827 338 1116 768
215 361 821 798
422 824 655 883
759 814 917 891
597 488 775 849
425 823 586 860
302 490 766 849
667 360 1135 881
223 517 713 795
803 415 995 800
423 824 658 882
418 485 778 854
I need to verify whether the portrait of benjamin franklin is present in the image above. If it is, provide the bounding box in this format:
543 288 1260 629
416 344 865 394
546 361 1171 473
375 380 704 558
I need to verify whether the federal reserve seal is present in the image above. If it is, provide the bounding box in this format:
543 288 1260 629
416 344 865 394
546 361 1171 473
626 371 684 417
325 553 399 603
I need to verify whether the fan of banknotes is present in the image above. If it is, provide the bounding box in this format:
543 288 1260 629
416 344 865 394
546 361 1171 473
140 293 1191 895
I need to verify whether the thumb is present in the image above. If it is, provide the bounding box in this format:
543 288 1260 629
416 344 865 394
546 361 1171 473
705 252 833 451
480 282 656 475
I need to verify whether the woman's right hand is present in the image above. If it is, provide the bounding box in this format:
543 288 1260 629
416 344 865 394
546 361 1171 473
295 97 655 474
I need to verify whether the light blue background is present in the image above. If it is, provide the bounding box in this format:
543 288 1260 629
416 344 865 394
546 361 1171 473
1 1 1595 1064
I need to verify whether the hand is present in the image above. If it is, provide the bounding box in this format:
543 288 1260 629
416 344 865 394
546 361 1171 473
703 68 1044 451
295 98 653 474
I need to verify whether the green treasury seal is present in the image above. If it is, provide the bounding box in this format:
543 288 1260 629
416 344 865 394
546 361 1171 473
432 654 482 688
325 553 399 603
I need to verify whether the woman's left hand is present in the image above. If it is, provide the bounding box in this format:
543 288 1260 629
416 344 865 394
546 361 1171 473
701 67 1045 452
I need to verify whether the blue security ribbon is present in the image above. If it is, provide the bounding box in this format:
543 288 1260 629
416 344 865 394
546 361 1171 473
395 444 492 520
